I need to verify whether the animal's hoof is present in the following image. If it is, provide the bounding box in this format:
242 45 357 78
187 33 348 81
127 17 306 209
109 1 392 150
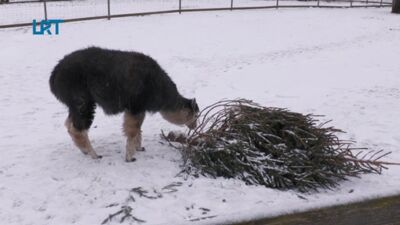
126 157 137 162
92 155 102 159
138 147 146 151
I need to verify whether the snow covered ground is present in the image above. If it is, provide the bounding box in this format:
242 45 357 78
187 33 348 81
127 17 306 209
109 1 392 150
0 6 400 225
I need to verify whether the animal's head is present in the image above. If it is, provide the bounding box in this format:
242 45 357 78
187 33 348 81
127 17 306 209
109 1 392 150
161 98 199 129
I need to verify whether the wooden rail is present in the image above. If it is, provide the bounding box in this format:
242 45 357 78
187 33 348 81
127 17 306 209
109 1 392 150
234 194 400 225
0 1 392 29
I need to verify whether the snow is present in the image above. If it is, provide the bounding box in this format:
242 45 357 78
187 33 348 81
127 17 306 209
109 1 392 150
1 5 400 225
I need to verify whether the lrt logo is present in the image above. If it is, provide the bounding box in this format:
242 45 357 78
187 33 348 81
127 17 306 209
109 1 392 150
32 19 63 35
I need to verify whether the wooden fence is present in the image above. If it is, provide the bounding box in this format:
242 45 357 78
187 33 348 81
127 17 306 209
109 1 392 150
0 0 393 29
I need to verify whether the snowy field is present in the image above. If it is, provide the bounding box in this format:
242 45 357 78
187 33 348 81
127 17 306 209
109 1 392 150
1 6 400 225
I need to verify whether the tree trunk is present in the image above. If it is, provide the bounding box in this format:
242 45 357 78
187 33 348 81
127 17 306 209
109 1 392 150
393 0 400 13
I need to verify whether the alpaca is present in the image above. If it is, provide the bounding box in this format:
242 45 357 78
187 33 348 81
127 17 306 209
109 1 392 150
49 47 199 162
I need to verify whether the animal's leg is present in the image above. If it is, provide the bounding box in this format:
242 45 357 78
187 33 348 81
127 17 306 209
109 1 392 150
66 100 100 159
65 117 100 159
123 112 145 162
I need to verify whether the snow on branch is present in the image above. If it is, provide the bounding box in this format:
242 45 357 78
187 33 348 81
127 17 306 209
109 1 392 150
162 99 400 192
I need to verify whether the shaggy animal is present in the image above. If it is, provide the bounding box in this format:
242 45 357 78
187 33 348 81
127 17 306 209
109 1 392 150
49 47 199 162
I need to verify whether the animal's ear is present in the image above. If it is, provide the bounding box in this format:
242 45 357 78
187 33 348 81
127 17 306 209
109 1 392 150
191 98 199 112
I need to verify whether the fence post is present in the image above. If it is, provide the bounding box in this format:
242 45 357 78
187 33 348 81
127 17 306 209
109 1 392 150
276 0 279 8
107 0 111 20
350 0 353 7
179 0 182 14
393 0 400 13
380 0 383 7
317 0 320 7
230 0 233 10
43 0 48 21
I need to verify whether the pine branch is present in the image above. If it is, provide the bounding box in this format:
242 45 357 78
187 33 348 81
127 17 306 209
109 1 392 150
162 99 399 192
